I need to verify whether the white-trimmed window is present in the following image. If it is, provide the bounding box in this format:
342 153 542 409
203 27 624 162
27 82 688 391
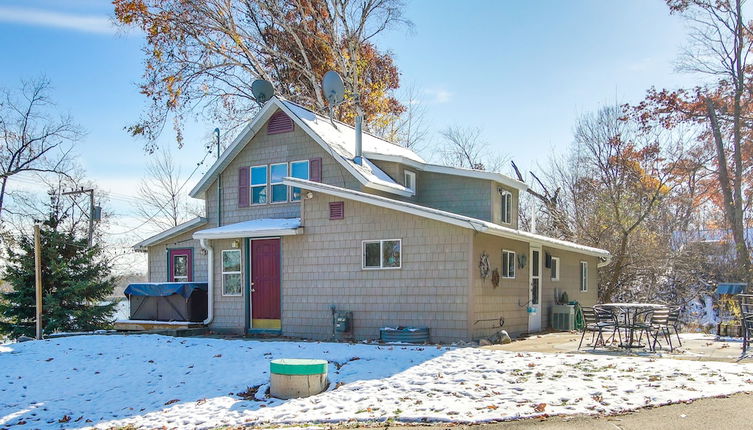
580 261 588 292
250 165 268 205
270 162 288 203
501 250 516 278
222 250 242 296
404 170 416 193
501 191 512 224
362 239 401 269
551 256 560 281
290 160 310 201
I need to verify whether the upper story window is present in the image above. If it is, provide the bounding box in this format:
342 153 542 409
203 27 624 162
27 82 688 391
500 191 512 224
241 158 321 207
251 165 268 205
270 163 288 203
290 160 310 201
404 170 416 193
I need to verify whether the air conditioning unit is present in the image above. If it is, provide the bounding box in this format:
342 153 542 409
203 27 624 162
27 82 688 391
551 304 576 331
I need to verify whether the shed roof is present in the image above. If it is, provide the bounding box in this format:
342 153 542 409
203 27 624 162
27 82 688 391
192 218 302 240
283 177 610 260
133 217 208 251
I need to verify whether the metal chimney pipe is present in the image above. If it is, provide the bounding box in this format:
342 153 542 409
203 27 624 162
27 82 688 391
354 114 363 165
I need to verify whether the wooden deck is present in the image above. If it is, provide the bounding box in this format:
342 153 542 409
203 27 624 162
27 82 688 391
114 320 206 331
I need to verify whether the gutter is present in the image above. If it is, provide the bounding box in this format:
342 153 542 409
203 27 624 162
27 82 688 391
199 238 214 326
597 254 613 268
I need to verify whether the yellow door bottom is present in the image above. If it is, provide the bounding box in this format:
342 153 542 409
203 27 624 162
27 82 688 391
252 319 281 330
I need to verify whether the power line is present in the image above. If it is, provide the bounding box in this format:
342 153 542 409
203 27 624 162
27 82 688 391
106 149 214 236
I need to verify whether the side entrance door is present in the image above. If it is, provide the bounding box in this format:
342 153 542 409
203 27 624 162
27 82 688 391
528 245 542 332
250 238 281 330
168 248 193 282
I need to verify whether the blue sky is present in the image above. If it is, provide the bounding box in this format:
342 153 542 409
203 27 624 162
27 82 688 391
0 0 696 254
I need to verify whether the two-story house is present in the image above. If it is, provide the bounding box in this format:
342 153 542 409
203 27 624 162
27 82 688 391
134 97 611 342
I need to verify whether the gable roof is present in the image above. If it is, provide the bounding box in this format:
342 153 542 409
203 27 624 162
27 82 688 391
133 217 208 251
189 97 413 199
283 177 610 260
189 96 527 199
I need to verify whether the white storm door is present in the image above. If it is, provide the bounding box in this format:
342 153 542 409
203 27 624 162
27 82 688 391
528 245 542 332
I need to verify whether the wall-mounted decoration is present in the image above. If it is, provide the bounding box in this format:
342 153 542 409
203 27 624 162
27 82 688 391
518 254 527 269
479 252 490 280
491 268 500 288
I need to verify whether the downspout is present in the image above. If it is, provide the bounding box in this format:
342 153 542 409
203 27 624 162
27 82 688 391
200 238 214 326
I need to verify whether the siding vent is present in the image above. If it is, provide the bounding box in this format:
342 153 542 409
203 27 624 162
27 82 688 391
267 111 294 134
329 201 344 220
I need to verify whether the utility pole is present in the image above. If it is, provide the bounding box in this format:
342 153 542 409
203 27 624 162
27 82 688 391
34 224 43 340
62 188 100 247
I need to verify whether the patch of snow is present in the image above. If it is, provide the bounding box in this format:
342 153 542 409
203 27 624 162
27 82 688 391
193 218 301 240
2 335 753 429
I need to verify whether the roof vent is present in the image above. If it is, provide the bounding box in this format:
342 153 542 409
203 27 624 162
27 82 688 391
267 111 294 134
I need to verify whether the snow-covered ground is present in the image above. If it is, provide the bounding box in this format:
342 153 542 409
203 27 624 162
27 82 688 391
2 335 753 429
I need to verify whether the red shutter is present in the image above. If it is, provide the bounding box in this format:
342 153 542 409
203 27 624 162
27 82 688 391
329 201 344 220
267 111 294 134
238 166 249 207
309 157 322 182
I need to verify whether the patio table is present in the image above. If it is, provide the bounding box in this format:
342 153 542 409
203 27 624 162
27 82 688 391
598 303 667 349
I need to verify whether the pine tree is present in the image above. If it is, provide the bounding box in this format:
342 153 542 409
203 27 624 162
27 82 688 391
0 214 116 339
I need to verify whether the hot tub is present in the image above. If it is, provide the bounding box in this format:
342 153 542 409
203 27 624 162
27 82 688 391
124 282 208 322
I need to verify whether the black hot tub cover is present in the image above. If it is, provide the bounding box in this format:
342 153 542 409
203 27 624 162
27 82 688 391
124 282 208 299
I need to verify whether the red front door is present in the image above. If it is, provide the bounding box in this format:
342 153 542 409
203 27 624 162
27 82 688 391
251 239 281 329
168 248 193 282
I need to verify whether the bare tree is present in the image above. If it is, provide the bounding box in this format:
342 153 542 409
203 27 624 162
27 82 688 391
135 148 202 231
0 78 81 218
437 126 508 172
114 0 411 149
631 0 753 281
380 84 429 151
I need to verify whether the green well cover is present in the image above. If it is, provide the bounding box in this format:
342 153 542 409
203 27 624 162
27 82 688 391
270 359 328 375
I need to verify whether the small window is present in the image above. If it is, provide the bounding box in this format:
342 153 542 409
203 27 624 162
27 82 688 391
222 250 242 296
580 261 588 292
362 239 401 269
501 191 512 224
290 160 310 201
502 250 516 278
551 256 560 281
173 255 188 282
404 170 416 193
250 165 268 205
270 163 288 203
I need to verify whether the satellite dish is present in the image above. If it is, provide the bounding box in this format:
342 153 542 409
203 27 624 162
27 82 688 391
322 71 345 106
251 79 274 105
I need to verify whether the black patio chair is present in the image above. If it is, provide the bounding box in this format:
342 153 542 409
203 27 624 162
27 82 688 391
667 306 682 346
632 308 658 349
578 307 616 350
739 295 753 360
594 305 621 345
647 308 674 352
